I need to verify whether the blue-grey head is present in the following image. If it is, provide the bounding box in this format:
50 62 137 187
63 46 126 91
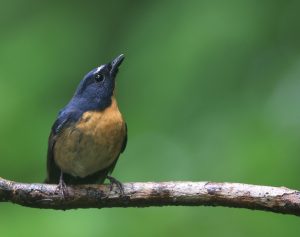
68 54 125 112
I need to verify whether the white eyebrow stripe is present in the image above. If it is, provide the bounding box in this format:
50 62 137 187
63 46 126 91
94 65 104 74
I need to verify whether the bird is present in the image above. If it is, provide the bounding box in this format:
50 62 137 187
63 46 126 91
45 54 127 193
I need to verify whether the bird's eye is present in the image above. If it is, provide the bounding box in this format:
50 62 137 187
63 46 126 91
95 74 104 82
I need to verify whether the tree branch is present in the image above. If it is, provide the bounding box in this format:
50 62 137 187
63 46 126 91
0 177 299 216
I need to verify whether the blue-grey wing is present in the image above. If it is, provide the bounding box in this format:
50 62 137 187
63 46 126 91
45 110 80 183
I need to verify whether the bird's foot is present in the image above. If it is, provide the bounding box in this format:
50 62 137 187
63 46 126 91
56 172 68 199
107 175 124 196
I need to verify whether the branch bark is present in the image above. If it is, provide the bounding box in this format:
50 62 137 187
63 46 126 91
0 177 299 216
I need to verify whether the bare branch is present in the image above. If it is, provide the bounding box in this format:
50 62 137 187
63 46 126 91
0 177 299 216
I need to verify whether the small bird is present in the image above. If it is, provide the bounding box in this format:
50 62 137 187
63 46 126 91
45 54 127 192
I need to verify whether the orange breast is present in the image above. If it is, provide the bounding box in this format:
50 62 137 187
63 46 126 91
54 97 126 178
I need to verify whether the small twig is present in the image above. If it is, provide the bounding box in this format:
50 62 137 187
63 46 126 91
0 177 299 216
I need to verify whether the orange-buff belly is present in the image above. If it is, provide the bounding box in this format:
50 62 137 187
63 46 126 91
54 98 126 178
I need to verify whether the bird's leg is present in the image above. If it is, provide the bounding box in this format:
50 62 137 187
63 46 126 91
107 175 124 196
56 171 68 198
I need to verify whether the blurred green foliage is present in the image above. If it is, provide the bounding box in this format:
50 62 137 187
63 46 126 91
1 0 300 236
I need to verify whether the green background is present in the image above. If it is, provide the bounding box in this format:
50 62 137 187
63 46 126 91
1 0 300 236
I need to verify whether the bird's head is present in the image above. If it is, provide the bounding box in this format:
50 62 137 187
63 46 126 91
72 54 124 110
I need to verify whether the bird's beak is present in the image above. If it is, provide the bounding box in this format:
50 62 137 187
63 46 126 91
109 54 125 77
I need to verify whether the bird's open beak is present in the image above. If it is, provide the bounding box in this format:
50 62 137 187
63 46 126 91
109 54 125 77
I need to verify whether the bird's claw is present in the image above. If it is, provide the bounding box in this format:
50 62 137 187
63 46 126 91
107 175 124 196
56 172 68 199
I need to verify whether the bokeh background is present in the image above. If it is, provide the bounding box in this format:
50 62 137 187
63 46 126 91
1 0 300 236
